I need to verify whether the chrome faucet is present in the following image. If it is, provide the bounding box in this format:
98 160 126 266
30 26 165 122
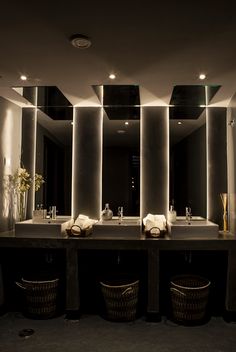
118 206 123 224
186 207 192 224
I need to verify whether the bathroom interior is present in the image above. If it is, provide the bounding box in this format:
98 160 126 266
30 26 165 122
1 1 236 349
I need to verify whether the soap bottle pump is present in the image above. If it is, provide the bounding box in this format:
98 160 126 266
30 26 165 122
168 205 177 222
101 203 113 221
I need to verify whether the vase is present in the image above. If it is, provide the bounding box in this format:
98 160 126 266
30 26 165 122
15 190 28 222
220 193 228 232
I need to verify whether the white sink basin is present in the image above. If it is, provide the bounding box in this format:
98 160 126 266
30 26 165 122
167 218 219 239
15 216 74 238
92 217 141 238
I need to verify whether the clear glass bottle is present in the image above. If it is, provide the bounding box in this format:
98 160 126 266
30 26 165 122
102 203 113 221
168 205 177 222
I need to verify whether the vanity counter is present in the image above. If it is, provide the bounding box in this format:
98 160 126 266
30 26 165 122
1 230 236 321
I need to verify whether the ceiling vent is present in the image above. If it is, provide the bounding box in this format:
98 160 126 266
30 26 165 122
70 34 91 49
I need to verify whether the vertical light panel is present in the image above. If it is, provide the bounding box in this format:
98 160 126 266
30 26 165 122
71 107 76 218
206 98 209 218
72 107 102 219
141 106 169 218
21 108 37 219
0 97 22 231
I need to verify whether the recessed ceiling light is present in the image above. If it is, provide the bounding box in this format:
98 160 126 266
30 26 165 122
125 121 129 125
177 121 182 125
70 34 91 49
20 75 27 81
199 73 206 80
109 73 116 80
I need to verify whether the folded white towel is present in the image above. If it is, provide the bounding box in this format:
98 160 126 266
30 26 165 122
143 213 166 231
74 214 98 230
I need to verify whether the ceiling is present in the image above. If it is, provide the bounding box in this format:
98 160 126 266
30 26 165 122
1 1 236 108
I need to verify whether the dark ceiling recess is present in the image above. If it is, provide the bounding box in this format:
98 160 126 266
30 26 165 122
103 106 140 120
103 85 140 106
169 85 221 120
169 106 205 120
12 86 73 120
93 84 140 120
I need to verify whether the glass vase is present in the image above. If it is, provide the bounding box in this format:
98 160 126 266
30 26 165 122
220 193 228 232
15 190 28 222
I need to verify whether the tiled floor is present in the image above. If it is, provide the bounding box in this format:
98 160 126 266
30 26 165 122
1 312 236 352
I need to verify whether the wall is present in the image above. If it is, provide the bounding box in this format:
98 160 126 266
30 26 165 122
141 107 169 218
0 97 22 231
227 95 236 233
72 107 102 219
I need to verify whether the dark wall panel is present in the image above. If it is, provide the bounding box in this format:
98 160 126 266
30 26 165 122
73 107 102 219
141 107 168 217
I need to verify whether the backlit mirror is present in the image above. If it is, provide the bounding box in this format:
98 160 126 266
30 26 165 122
102 111 140 216
35 110 72 215
169 85 221 217
93 84 141 217
12 86 73 215
169 110 207 217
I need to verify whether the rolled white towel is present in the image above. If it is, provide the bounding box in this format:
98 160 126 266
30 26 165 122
143 213 167 232
74 214 97 230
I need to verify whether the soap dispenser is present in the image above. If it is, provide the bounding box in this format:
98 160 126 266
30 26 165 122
101 203 113 221
168 205 177 222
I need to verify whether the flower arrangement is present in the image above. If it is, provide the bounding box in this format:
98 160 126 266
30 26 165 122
9 168 45 221
9 168 44 193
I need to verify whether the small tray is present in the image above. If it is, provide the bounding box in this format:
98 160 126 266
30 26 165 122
66 225 92 237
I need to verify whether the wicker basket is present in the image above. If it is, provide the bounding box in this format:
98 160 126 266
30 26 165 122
16 278 59 319
170 275 211 324
100 279 139 322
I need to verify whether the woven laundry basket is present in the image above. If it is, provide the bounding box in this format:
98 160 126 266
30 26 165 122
170 275 210 325
100 279 139 322
16 278 59 319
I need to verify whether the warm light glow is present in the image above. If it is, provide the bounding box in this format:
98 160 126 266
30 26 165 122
20 75 27 81
109 73 116 80
140 108 143 218
199 73 206 80
177 121 182 125
205 85 209 219
125 121 129 125
166 108 169 216
71 107 76 218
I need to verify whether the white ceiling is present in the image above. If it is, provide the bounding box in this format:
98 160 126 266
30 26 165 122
1 1 236 107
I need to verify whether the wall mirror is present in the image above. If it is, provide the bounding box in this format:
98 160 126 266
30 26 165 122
12 86 73 215
35 109 72 215
102 110 140 216
93 84 141 217
169 110 206 217
169 85 221 217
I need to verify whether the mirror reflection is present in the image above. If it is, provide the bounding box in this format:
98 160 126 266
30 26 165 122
102 111 140 216
169 111 207 217
12 86 73 215
35 110 72 215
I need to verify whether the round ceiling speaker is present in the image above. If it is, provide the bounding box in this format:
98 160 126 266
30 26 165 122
70 34 91 49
